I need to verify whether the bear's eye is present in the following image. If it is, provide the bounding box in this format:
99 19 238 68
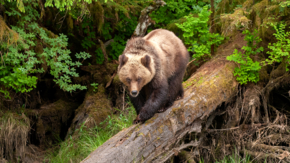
126 78 131 83
137 77 142 82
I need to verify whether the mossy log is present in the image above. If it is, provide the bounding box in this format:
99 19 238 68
81 57 239 163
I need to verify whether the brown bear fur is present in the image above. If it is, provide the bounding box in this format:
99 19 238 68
118 29 189 123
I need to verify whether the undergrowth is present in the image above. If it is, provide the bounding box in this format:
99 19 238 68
227 22 290 85
226 30 263 84
176 6 224 60
262 22 290 71
215 154 253 163
0 1 90 96
45 104 136 163
199 152 258 163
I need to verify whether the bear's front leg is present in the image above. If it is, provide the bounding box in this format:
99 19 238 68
129 93 145 115
135 81 168 123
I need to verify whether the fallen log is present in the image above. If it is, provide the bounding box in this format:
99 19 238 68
81 57 239 163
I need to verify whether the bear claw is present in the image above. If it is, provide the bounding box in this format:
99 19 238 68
133 115 142 124
157 108 166 113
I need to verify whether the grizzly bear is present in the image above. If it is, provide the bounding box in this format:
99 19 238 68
118 29 189 123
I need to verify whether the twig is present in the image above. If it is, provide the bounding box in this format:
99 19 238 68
53 11 60 23
207 123 267 133
57 10 68 29
98 39 108 67
104 39 115 48
122 85 125 111
280 93 290 102
186 58 196 67
208 126 240 132
105 72 117 88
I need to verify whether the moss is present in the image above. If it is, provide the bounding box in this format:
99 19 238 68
252 0 269 15
31 99 79 148
157 125 165 133
243 0 254 9
0 16 19 46
89 1 104 32
216 0 230 16
67 84 113 138
42 27 58 38
144 116 157 125
197 77 204 85
183 81 194 89
85 85 112 127
113 74 120 84
106 63 118 74
165 17 186 35
67 14 74 32
270 62 287 79
177 62 236 118
220 8 251 37
138 132 145 137
259 66 270 83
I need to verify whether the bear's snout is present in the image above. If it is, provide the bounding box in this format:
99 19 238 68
130 90 139 97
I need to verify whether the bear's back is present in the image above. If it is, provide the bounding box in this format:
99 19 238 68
143 29 188 78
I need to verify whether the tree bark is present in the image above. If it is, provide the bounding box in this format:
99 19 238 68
81 58 238 163
132 0 166 37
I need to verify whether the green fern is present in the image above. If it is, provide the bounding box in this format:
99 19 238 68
227 30 264 84
263 23 290 71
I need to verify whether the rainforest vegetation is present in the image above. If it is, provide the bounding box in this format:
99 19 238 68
0 0 290 162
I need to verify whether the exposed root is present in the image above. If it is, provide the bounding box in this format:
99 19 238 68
164 73 290 163
0 112 30 161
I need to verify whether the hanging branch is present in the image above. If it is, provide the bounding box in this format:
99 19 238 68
132 0 166 37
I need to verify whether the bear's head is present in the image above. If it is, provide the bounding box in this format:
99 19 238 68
118 53 155 97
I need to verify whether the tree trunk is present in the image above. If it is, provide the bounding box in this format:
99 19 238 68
81 58 239 163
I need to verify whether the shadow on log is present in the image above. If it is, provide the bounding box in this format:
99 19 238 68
81 57 239 163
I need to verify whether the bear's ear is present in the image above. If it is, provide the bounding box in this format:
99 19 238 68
119 54 128 68
141 55 151 69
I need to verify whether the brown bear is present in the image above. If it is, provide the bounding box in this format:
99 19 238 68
117 29 189 123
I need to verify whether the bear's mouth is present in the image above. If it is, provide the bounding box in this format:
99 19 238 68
130 92 139 97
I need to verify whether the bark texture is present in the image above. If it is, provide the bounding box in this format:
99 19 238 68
81 58 239 163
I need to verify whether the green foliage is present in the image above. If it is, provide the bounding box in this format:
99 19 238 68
0 89 10 99
91 83 99 92
279 1 290 8
176 6 224 60
81 19 96 50
262 22 290 71
150 0 210 27
45 0 110 11
108 13 138 60
46 105 136 163
0 1 90 95
4 0 26 12
95 12 138 63
227 30 264 84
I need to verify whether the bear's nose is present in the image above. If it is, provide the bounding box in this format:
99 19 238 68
131 90 138 96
